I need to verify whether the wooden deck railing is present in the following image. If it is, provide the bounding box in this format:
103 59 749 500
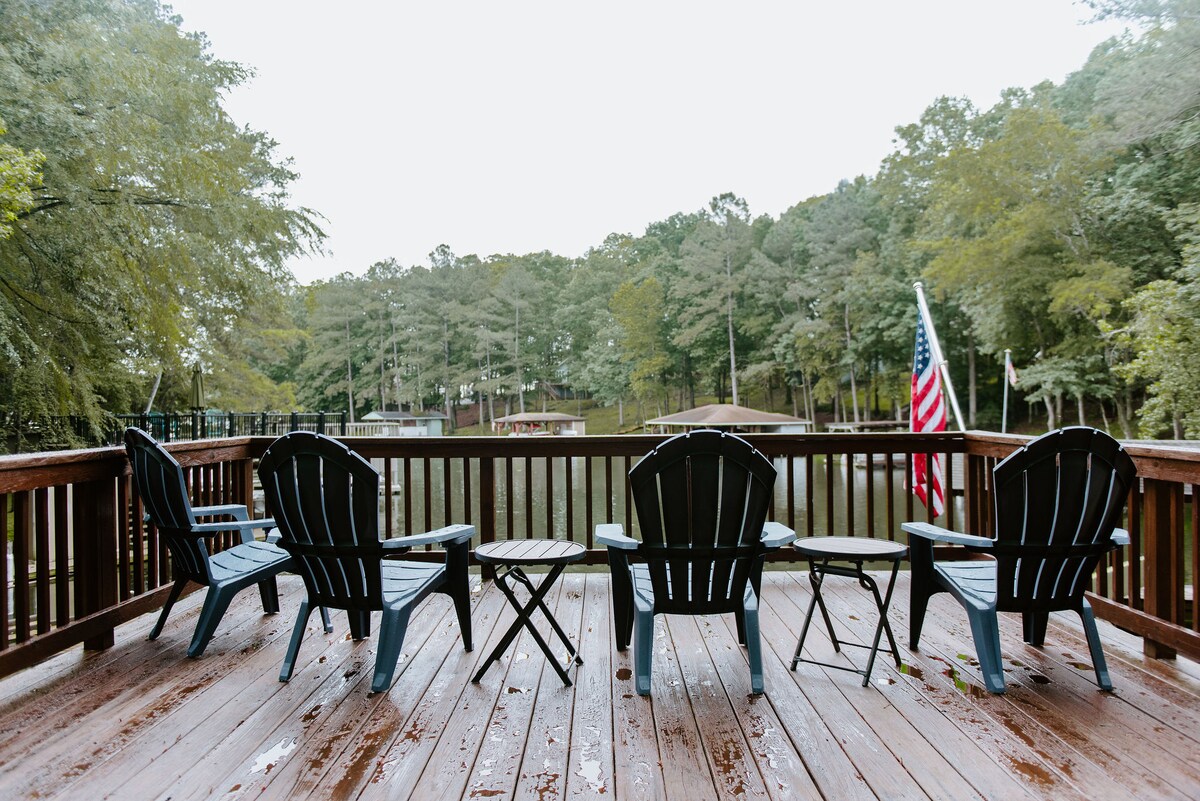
0 431 1196 679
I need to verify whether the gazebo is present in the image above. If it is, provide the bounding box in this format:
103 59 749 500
645 403 812 434
492 411 586 435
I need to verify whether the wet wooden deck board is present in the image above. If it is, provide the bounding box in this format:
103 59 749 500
0 571 1197 800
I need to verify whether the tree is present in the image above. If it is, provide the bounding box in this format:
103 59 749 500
0 0 322 430
673 194 753 405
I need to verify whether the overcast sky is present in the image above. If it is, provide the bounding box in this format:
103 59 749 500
164 1 1129 284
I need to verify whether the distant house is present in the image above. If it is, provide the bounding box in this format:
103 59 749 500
646 403 812 434
493 411 586 436
352 410 447 437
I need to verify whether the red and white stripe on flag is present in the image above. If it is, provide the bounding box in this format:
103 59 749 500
911 311 946 517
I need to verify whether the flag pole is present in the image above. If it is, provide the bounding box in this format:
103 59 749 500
1002 348 1011 434
913 282 967 432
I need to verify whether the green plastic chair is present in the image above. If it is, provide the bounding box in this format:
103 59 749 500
124 427 321 657
597 429 794 695
904 427 1136 693
258 431 474 693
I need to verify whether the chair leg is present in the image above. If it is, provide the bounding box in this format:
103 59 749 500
744 603 764 694
319 606 334 633
279 600 314 683
633 608 654 696
734 608 747 646
609 554 633 651
907 533 936 650
452 584 473 652
188 586 236 658
348 610 371 640
964 606 1006 693
442 539 472 650
1079 599 1113 691
257 577 281 615
1023 611 1049 646
372 607 413 693
149 578 188 641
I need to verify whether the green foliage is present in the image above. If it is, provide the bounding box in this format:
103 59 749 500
0 0 321 429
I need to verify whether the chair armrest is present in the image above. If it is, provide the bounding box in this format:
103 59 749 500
192 517 277 539
901 521 993 548
596 523 638 550
760 521 796 549
266 527 282 544
382 523 475 551
193 503 250 521
1110 528 1130 547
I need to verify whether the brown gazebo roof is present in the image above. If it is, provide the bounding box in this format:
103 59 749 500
646 403 809 427
493 412 585 424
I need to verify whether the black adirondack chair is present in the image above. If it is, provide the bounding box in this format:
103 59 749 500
597 429 795 695
125 427 303 657
903 427 1136 693
258 431 475 693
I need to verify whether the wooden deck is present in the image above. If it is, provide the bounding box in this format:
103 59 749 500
1 570 1198 800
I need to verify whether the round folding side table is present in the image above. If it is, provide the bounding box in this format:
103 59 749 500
789 536 907 686
472 539 586 686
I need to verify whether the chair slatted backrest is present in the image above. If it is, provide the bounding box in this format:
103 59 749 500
124 428 210 584
630 430 777 615
258 432 385 611
990 427 1136 612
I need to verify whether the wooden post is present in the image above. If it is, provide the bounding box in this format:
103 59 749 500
1142 478 1185 659
74 478 119 651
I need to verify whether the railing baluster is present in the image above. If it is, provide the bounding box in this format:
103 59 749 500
805 454 815 538
845 449 855 536
865 450 875 539
384 458 393 538
423 458 433 534
525 456 534 539
545 456 554 539
463 458 473 528
786 456 795 533
885 453 895 541
945 449 955 531
585 457 594 547
505 456 514 540
824 452 834 536
564 455 573 543
624 456 633 536
35 488 51 634
604 456 613 525
442 458 452 532
14 491 31 643
55 487 70 625
403 457 413 538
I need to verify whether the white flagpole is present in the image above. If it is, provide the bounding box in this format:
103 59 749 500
913 282 967 432
1002 349 1011 434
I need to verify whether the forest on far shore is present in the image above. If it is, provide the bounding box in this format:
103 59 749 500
1 0 1199 449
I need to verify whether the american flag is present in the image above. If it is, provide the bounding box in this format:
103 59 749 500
911 311 945 517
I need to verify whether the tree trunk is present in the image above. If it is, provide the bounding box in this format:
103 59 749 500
345 319 355 424
1054 392 1063 427
1077 393 1086 426
844 305 860 423
1173 412 1183 439
726 254 739 406
1044 395 1056 431
618 397 624 427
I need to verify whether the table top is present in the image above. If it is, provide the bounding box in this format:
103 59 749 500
792 536 907 560
475 538 586 565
